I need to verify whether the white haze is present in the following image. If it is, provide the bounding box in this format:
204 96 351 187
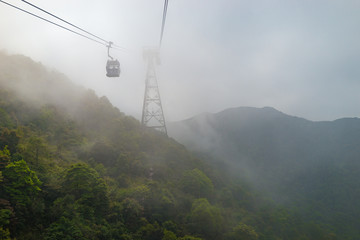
1 0 360 121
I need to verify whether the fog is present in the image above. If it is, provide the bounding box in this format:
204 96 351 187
1 0 360 121
167 105 360 206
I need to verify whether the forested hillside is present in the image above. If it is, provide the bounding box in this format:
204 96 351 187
168 106 360 239
0 52 336 239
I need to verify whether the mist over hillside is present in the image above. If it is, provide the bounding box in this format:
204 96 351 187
0 52 343 239
0 52 99 114
168 106 360 238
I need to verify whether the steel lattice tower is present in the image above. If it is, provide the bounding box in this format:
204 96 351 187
141 48 167 135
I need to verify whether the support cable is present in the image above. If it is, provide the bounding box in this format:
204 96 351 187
0 0 125 51
20 0 126 50
21 0 110 44
0 0 107 46
159 0 169 48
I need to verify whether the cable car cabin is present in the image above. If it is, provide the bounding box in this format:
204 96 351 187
106 59 120 77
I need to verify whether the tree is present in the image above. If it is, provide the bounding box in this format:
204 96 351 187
162 229 177 240
143 182 176 222
226 223 259 240
89 141 117 167
0 146 10 170
136 222 163 240
0 109 14 129
2 159 41 206
22 136 47 164
2 159 42 235
44 216 85 240
187 198 223 240
0 227 11 240
115 198 144 232
181 169 214 198
178 236 203 240
0 128 19 155
0 208 12 239
62 163 109 219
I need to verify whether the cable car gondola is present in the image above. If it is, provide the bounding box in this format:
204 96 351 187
106 42 120 78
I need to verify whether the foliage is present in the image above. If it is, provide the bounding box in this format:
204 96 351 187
0 129 19 155
0 227 11 240
187 198 223 240
178 236 203 240
0 209 12 226
162 229 177 240
226 223 259 240
0 108 14 129
180 168 214 198
2 159 41 206
44 217 85 240
0 146 10 170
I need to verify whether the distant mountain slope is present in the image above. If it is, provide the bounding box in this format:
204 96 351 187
168 106 360 238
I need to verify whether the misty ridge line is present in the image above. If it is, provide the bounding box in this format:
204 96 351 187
170 106 360 126
167 102 360 236
2 50 359 135
1 51 359 127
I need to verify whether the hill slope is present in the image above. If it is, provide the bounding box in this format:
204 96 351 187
168 106 360 239
0 52 337 240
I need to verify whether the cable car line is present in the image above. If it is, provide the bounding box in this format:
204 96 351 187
19 0 126 51
0 0 108 47
20 0 111 45
1 0 123 77
1 0 168 78
159 0 169 48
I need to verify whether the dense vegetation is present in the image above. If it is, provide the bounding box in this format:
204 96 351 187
0 52 337 239
169 106 360 240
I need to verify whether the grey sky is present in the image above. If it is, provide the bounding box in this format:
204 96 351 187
1 0 360 121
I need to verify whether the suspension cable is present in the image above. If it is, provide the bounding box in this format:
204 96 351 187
21 0 110 45
159 0 169 48
20 0 126 51
0 0 108 46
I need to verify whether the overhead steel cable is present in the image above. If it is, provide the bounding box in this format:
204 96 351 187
20 0 126 51
0 0 108 46
21 0 110 45
159 0 169 48
112 43 126 50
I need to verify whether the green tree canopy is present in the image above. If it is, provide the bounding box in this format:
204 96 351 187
227 223 259 240
181 169 214 198
187 198 223 240
62 163 109 218
0 146 10 170
0 128 19 155
2 159 41 206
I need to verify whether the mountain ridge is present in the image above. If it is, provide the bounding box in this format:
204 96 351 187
168 105 360 238
176 106 359 125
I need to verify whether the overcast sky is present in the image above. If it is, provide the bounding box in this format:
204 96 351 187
1 0 360 121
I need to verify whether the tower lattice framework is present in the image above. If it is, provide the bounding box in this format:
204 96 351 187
141 48 167 135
